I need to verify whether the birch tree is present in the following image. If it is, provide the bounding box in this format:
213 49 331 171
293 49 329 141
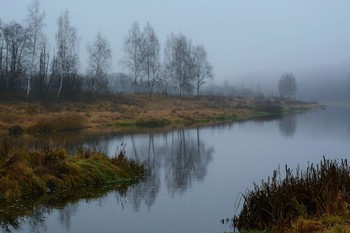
142 23 161 100
0 20 4 89
163 33 194 96
193 45 213 96
86 32 111 95
55 10 79 101
1 21 28 91
121 21 143 93
25 0 45 99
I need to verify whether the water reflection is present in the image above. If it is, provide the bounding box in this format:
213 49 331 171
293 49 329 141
3 106 350 233
107 128 214 211
0 128 214 232
278 114 297 138
0 184 130 233
165 129 213 195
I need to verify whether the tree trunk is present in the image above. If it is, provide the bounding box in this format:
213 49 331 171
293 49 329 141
57 75 63 101
26 76 31 99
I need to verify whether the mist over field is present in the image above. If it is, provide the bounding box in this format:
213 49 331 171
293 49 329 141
2 2 350 233
1 0 349 101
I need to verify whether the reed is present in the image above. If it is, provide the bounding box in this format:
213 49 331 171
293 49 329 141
236 157 350 232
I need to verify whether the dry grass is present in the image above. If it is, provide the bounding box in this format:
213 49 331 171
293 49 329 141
27 113 85 133
0 94 318 135
237 158 350 233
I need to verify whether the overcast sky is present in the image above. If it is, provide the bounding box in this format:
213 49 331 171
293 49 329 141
1 0 350 84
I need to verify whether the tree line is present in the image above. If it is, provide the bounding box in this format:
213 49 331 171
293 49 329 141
0 0 213 101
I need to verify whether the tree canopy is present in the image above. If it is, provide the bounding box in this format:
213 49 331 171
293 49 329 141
278 72 297 99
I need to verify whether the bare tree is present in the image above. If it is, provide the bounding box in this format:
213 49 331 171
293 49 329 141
55 10 79 101
33 36 49 98
86 32 111 96
1 21 28 91
193 45 213 96
141 23 161 100
25 0 45 99
162 36 175 95
163 33 194 96
0 20 4 89
121 21 144 93
278 72 297 99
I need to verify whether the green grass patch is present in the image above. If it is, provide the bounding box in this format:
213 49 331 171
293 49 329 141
194 118 210 123
252 111 271 117
214 114 237 121
0 137 145 201
135 118 170 128
113 120 137 127
256 105 283 116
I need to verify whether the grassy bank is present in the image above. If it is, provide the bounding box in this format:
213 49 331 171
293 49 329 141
0 137 145 201
236 157 350 233
0 94 319 136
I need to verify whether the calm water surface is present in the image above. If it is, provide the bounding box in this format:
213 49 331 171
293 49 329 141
3 105 350 233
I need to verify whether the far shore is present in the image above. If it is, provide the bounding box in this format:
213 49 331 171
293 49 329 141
0 94 319 137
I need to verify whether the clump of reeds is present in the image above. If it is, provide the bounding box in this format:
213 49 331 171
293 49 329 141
236 157 350 232
0 137 145 201
27 113 85 133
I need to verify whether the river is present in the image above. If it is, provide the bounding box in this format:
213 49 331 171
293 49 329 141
2 105 350 233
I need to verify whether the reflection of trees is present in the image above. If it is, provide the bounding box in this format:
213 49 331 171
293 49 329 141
278 115 297 138
27 206 50 233
0 184 131 233
120 128 213 209
165 129 213 196
1 128 214 231
116 133 163 212
0 199 53 233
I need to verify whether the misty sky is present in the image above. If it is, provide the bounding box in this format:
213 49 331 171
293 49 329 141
1 0 350 84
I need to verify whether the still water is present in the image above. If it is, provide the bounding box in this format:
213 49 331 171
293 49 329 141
3 105 350 233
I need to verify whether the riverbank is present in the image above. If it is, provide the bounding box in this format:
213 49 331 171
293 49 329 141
0 94 319 136
236 158 350 233
0 137 145 201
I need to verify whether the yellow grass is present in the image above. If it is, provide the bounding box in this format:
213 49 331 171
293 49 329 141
0 94 319 135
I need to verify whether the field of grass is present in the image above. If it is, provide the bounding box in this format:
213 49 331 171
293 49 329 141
0 137 145 201
0 94 319 136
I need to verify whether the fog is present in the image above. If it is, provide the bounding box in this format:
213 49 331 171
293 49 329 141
1 0 350 101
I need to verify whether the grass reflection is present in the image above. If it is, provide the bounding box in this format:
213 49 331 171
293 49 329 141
0 182 136 233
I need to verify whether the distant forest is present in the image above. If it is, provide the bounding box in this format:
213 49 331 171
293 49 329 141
1 0 350 102
0 0 216 101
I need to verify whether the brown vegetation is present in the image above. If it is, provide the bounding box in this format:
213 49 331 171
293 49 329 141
236 158 350 233
0 94 319 136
